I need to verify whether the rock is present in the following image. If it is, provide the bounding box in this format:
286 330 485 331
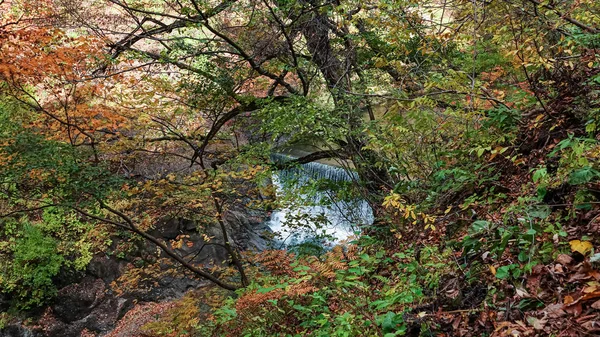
149 218 199 241
149 218 183 240
136 275 205 303
53 277 106 323
1 206 273 337
0 324 38 337
87 255 127 283
150 207 272 267
223 208 272 251
30 277 132 337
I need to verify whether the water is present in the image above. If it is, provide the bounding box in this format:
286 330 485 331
268 154 374 247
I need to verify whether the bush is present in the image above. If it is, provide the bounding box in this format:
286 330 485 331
1 224 65 309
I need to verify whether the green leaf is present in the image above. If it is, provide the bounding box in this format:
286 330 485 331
568 167 600 185
381 312 402 332
532 168 547 183
469 220 491 234
496 265 514 279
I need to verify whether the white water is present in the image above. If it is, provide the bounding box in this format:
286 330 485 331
267 155 374 246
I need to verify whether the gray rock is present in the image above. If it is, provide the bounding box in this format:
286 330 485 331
1 206 273 337
86 255 128 284
0 324 38 337
53 277 106 323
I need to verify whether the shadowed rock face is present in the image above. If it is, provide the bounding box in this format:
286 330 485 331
0 278 129 337
149 207 272 266
39 278 130 337
223 208 272 251
0 325 35 337
1 207 271 337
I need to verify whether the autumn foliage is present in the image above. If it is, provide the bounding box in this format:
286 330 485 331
1 0 600 336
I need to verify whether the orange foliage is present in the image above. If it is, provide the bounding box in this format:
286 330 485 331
0 1 132 145
252 249 297 276
106 302 176 337
237 245 360 315
235 282 318 313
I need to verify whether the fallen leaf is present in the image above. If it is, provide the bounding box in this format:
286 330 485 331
569 272 592 282
564 302 583 316
543 303 566 318
593 299 600 309
527 273 541 293
570 240 594 256
526 316 546 330
556 254 574 266
564 295 575 305
581 320 600 332
452 315 461 330
515 287 530 298
576 314 597 323
554 264 564 273
581 291 600 301
590 270 600 280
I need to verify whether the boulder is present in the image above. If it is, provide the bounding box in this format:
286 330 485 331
86 255 127 283
0 324 38 337
0 206 273 337
39 277 130 337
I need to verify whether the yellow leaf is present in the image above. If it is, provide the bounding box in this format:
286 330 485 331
570 240 594 255
589 62 594 68
490 265 496 275
564 295 575 305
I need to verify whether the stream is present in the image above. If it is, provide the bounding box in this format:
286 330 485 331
267 154 374 247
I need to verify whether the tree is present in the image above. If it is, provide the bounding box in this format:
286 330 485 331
0 0 256 305
2 0 598 308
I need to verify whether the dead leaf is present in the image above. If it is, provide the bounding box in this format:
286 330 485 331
581 291 600 301
581 320 600 332
564 302 583 316
526 316 546 330
570 240 594 256
554 264 564 273
452 315 461 330
576 314 597 323
556 254 574 266
526 274 541 293
543 303 566 318
564 295 575 305
569 272 592 282
592 299 600 309
515 287 530 298
515 320 527 328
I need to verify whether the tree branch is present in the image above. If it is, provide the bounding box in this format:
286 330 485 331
527 0 599 34
71 202 241 291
